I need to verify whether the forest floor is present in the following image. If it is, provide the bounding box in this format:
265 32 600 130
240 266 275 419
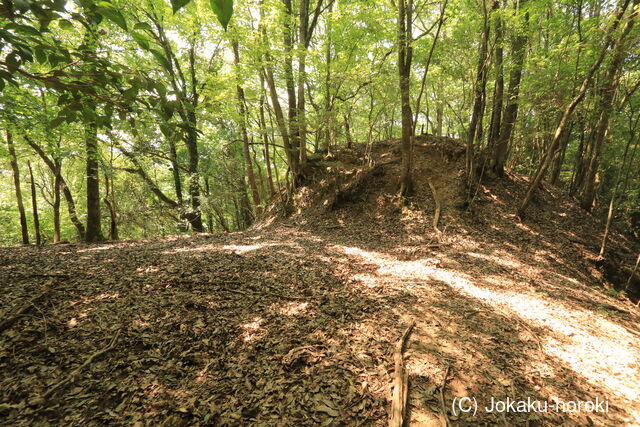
2 136 640 426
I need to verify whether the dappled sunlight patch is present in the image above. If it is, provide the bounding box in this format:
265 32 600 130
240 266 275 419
132 318 151 330
77 245 113 253
222 243 276 253
466 251 523 269
241 317 266 343
137 265 160 274
269 301 310 316
332 243 640 419
70 292 120 306
161 244 223 254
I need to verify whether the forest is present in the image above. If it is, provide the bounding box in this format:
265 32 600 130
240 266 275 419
1 0 640 425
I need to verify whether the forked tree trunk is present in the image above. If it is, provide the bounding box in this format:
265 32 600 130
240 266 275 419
24 135 85 239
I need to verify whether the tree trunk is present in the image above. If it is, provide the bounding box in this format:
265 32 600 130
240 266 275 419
518 0 632 217
600 118 637 256
6 130 29 244
27 161 41 245
398 0 414 197
579 2 637 210
550 123 572 185
488 6 504 148
232 39 262 216
103 173 118 240
52 158 61 243
282 0 299 179
85 120 102 243
467 0 494 187
344 113 354 148
297 0 309 168
259 76 276 197
168 133 183 205
493 1 528 176
24 135 85 239
260 0 298 179
185 44 204 232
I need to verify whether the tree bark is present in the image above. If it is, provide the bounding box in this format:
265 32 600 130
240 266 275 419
259 76 276 197
52 158 61 243
488 5 504 148
85 120 102 242
6 130 29 245
467 0 494 187
282 0 299 178
493 1 528 176
232 39 262 216
398 0 414 197
27 161 41 245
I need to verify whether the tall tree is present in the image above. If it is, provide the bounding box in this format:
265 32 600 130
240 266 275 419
492 0 528 176
6 129 29 244
82 17 102 243
232 38 262 216
397 0 414 196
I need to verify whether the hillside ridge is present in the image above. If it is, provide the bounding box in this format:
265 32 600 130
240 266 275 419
2 138 640 425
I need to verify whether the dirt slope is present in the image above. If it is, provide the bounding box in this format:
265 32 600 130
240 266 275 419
1 136 640 426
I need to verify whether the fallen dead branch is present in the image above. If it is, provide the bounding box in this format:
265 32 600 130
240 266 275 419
389 322 415 427
438 364 451 427
0 279 53 333
427 180 441 233
43 329 121 399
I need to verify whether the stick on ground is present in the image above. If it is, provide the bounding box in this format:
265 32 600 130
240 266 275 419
43 329 121 399
0 279 53 333
389 322 415 427
438 364 451 427
428 181 441 233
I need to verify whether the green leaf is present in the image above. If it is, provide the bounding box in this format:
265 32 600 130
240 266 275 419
58 19 74 31
34 48 48 64
133 22 153 32
209 0 233 31
50 116 66 128
132 32 150 50
0 78 4 92
123 86 139 100
171 0 192 14
96 3 128 31
8 24 41 36
150 49 171 71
